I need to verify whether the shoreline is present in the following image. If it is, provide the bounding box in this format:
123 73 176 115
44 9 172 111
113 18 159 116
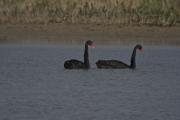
0 24 180 46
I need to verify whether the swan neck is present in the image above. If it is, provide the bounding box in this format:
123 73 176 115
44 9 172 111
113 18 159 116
84 44 90 68
130 47 137 69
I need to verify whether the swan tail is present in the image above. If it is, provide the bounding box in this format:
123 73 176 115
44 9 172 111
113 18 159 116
64 61 72 69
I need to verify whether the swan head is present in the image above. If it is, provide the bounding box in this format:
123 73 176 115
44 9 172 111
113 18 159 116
86 40 95 48
136 44 143 51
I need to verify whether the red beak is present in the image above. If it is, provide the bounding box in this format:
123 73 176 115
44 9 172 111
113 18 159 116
90 44 95 48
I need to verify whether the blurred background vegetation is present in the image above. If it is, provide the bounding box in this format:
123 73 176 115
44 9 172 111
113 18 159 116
0 0 180 26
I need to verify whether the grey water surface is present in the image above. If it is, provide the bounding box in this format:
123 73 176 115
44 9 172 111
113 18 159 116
0 45 180 120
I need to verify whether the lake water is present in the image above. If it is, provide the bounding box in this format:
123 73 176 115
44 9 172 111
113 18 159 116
0 45 180 120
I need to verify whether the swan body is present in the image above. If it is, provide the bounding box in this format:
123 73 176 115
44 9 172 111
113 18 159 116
96 60 129 69
64 59 85 69
96 44 142 69
64 40 94 69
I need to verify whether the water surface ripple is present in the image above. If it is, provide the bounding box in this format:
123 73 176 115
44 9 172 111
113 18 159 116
0 45 180 120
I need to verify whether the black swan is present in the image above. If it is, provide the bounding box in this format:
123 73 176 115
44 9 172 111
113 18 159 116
64 40 94 69
96 44 142 69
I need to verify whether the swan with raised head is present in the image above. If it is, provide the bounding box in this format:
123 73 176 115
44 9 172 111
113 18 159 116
96 44 142 69
64 40 94 69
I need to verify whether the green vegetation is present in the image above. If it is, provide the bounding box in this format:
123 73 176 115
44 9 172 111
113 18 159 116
0 0 179 26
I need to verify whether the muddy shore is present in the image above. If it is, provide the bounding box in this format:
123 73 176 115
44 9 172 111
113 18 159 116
0 24 180 46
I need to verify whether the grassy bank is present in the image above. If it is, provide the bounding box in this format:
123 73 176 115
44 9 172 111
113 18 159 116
0 0 180 26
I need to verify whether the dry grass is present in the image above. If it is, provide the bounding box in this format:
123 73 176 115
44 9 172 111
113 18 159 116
0 0 179 26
